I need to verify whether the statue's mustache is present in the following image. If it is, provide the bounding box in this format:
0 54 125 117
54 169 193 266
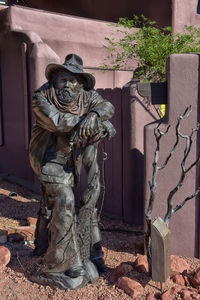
55 85 82 103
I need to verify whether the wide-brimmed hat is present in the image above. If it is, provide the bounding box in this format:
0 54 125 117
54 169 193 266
45 54 95 90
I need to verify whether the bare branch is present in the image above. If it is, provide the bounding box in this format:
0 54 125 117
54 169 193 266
179 105 192 119
146 123 162 224
157 125 171 137
164 107 200 225
145 123 162 266
159 106 192 170
173 188 200 214
145 105 200 273
158 124 179 170
148 180 152 189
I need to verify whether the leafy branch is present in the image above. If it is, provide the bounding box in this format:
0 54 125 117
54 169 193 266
101 15 200 82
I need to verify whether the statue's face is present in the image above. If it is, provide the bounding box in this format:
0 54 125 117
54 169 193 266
52 70 83 103
54 70 79 91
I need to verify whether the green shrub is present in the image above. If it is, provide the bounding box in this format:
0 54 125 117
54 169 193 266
101 15 200 82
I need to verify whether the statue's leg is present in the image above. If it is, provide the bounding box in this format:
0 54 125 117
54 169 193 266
40 182 83 274
78 143 106 272
30 182 99 290
34 184 51 256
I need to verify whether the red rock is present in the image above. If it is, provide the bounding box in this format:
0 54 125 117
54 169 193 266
180 289 193 300
191 267 200 288
27 217 37 227
170 270 179 278
170 255 190 274
170 285 183 295
116 276 144 298
172 274 185 286
160 289 173 300
134 255 148 273
146 292 155 299
0 246 11 270
161 285 183 300
191 290 200 299
108 263 133 283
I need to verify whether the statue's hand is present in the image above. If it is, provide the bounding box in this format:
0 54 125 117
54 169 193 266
79 112 98 140
101 121 116 140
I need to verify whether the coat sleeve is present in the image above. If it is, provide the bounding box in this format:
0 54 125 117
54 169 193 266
88 90 115 121
32 91 82 133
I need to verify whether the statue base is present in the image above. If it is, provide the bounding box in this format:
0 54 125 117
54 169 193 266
29 260 99 290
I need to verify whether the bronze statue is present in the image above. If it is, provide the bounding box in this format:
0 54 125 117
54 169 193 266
29 54 116 289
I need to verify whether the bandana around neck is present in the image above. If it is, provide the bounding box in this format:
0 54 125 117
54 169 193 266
44 84 90 116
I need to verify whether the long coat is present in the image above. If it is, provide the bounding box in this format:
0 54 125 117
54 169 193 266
29 83 115 184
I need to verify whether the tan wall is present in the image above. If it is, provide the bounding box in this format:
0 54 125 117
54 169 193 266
144 53 200 256
172 0 200 32
0 5 134 89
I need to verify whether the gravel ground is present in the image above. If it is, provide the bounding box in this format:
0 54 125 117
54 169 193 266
0 178 200 300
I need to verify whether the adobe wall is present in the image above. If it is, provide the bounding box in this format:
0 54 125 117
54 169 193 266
0 5 133 90
172 0 200 32
144 53 200 256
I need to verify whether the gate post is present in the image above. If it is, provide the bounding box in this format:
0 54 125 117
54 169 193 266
144 54 200 257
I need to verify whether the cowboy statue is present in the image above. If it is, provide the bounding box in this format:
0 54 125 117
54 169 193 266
29 54 116 289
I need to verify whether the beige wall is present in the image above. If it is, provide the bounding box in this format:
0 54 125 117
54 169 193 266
1 5 133 90
172 0 200 32
144 53 200 256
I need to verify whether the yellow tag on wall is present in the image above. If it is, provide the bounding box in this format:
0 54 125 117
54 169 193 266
161 104 166 118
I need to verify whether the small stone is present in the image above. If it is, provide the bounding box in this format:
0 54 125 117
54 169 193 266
191 267 200 288
191 290 200 299
160 285 183 299
172 274 185 286
170 285 183 295
31 198 38 202
160 289 173 300
170 255 190 274
108 263 133 283
146 292 155 299
180 289 193 300
9 192 18 197
116 276 144 298
134 255 148 273
27 217 37 228
0 246 11 270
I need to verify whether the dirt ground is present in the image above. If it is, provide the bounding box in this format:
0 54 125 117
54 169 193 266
0 178 199 300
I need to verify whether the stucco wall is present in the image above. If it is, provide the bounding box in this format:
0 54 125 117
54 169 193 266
0 5 134 90
144 53 200 256
172 0 200 32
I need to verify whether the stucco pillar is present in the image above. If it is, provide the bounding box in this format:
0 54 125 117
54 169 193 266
144 53 200 257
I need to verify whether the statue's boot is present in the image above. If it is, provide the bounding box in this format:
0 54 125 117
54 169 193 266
29 260 99 290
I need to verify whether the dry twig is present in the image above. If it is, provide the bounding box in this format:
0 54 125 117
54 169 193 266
145 105 200 271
